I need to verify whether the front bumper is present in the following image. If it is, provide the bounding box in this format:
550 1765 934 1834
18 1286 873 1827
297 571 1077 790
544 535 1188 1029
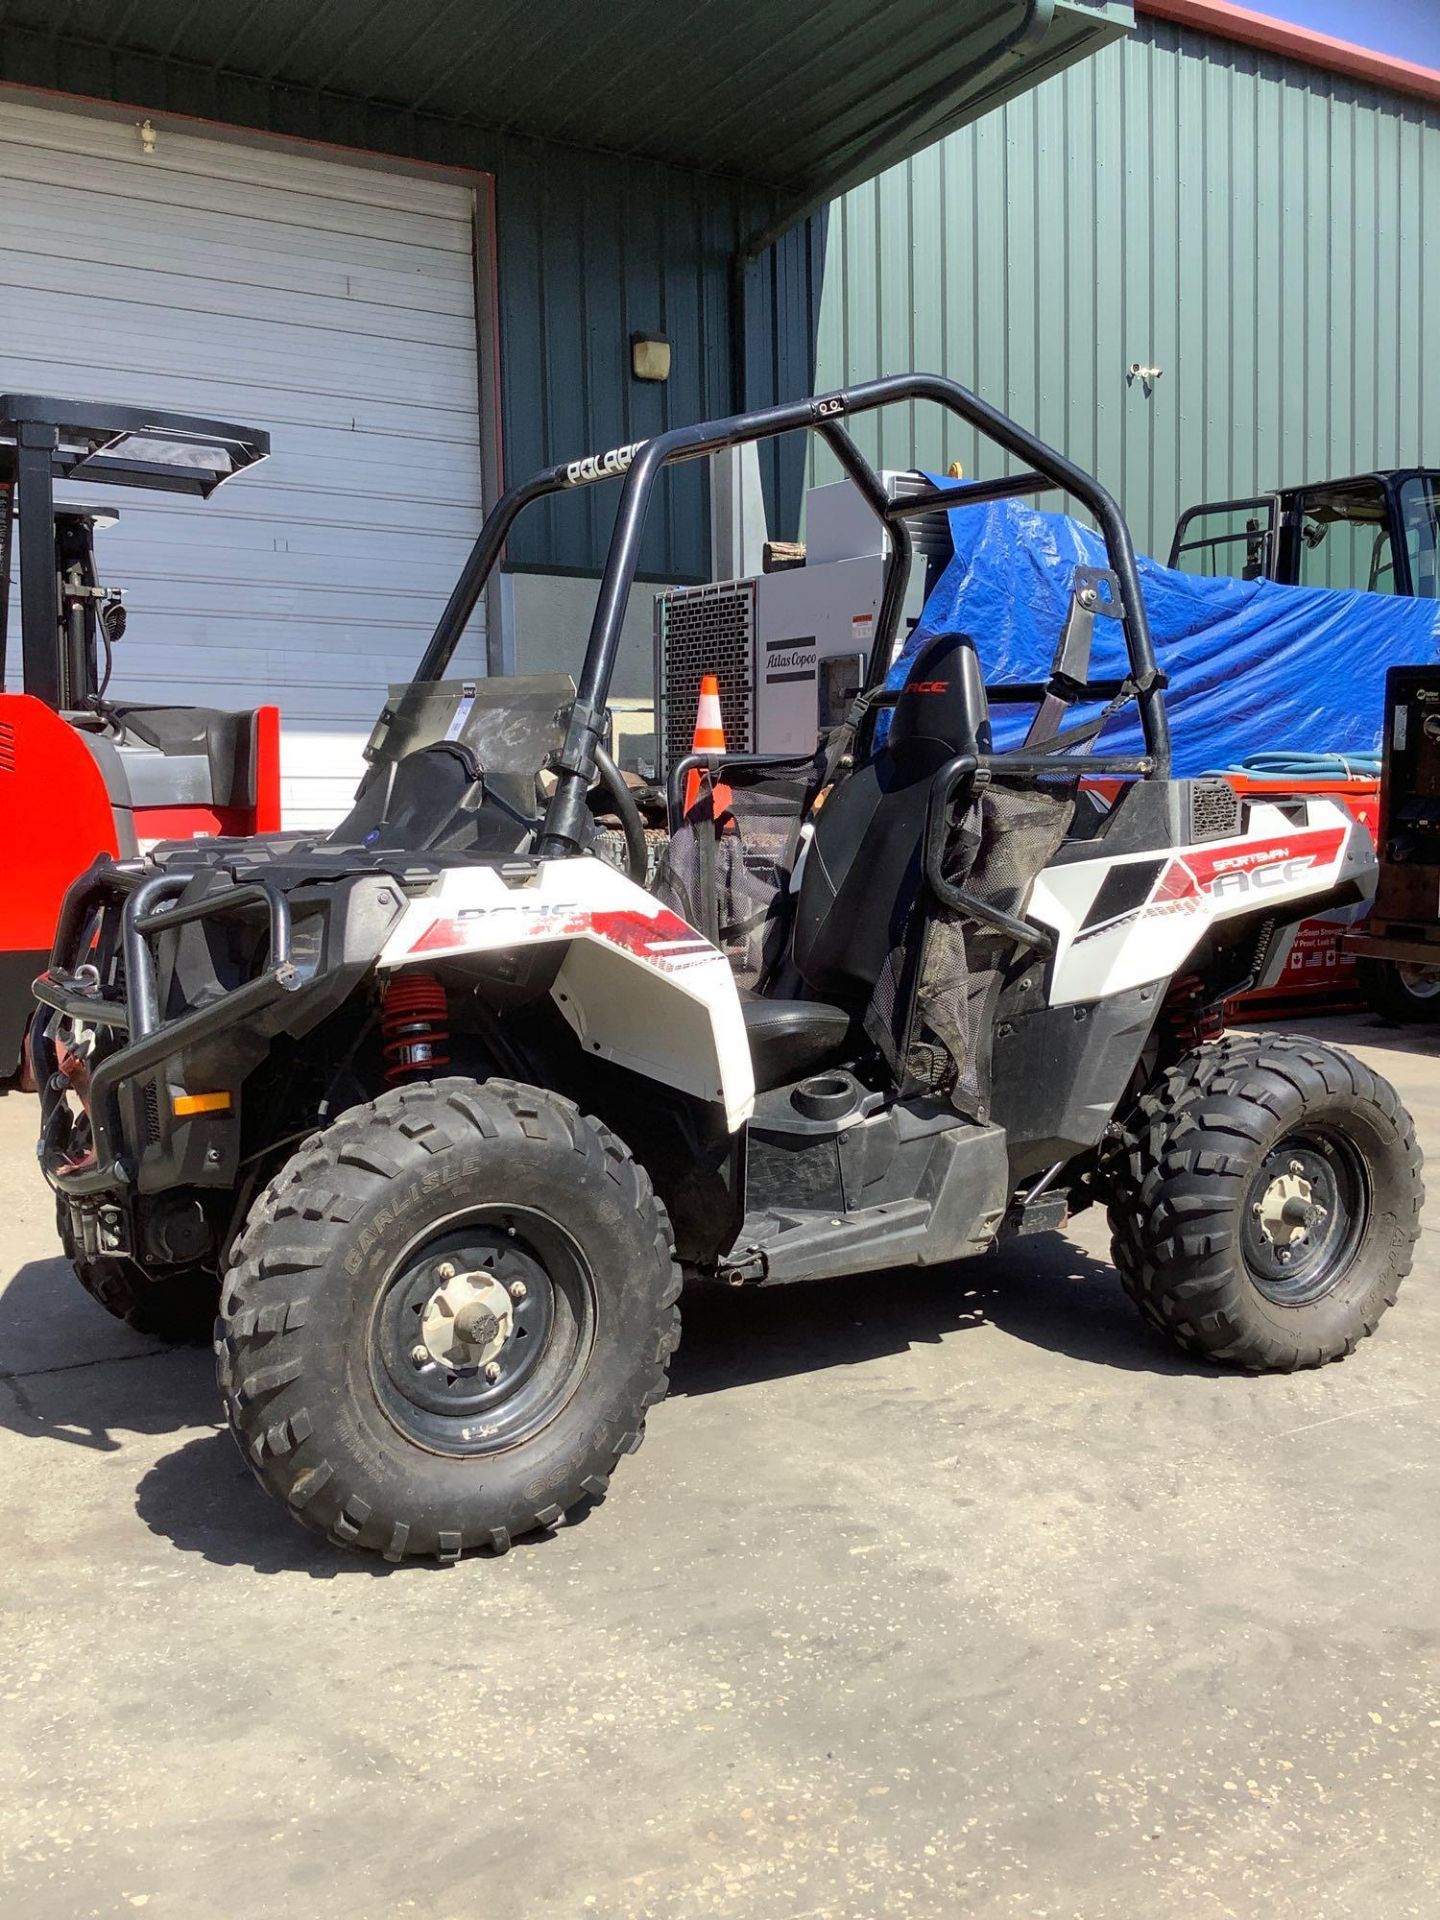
31 858 300 1218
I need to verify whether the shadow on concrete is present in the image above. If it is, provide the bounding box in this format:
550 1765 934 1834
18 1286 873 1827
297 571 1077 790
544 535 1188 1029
0 1255 201 1453
131 1430 601 1577
670 1231 1215 1399
133 1432 404 1579
0 1253 166 1360
1 1229 1209 1574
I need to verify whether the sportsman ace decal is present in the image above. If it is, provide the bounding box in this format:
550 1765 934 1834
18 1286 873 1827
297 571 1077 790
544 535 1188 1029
408 901 716 972
1032 799 1361 1009
1073 826 1349 943
1150 826 1348 911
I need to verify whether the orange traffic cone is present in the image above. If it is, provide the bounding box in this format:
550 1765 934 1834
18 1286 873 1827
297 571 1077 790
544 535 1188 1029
683 673 733 819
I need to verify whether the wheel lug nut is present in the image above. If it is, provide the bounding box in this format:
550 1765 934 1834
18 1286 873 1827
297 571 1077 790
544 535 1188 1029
509 1279 528 1301
1251 1202 1263 1217
410 1344 429 1368
1278 1249 1291 1263
1288 1160 1304 1176
484 1361 502 1383
437 1261 456 1281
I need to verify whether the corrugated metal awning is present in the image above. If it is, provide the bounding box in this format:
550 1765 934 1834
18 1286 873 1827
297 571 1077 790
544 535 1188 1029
0 1 1131 202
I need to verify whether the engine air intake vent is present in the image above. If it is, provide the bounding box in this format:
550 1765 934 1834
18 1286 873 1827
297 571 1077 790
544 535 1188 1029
1187 779 1242 843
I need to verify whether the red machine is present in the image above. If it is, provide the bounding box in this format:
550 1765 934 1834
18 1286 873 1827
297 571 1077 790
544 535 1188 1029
1 396 280 1088
1222 772 1380 1017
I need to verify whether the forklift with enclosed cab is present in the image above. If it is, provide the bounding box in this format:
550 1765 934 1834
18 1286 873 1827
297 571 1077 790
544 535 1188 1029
1172 468 1440 1018
0 395 280 1088
1169 468 1440 598
31 375 1423 1561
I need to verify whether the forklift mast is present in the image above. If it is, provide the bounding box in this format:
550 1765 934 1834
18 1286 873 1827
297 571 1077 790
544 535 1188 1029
0 396 276 1090
0 394 269 706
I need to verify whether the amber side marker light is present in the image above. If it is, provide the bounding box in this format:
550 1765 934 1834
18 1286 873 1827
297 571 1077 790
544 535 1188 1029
172 1091 232 1117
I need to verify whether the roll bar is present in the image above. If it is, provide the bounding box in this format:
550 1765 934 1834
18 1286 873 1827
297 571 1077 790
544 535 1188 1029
412 373 1170 858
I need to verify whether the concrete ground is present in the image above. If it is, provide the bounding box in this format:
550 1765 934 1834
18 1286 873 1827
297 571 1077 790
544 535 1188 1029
1 1013 1436 1920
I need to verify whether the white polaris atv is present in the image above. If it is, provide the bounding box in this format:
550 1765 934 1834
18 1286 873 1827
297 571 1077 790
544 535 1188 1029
31 375 1422 1562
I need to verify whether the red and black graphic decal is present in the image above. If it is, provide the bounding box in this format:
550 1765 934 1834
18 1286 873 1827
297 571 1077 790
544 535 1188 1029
409 903 715 972
1154 827 1346 908
1073 827 1347 944
1077 859 1165 935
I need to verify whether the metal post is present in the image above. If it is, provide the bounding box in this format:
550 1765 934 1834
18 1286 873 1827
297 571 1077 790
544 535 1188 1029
817 422 913 691
16 423 60 708
709 442 769 581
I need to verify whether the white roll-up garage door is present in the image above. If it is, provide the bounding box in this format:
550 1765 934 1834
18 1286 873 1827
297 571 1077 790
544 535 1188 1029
0 96 487 828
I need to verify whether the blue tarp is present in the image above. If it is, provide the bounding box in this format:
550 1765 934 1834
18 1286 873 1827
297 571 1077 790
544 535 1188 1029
890 497 1440 775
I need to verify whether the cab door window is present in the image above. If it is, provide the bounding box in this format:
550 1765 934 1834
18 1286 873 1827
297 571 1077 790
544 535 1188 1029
1398 475 1440 599
1294 482 1396 595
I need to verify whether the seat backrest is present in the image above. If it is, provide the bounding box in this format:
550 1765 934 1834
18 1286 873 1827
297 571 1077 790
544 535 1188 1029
328 741 487 851
790 630 989 1007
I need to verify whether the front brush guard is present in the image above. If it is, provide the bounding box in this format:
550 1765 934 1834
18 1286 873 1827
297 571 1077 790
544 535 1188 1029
31 857 300 1198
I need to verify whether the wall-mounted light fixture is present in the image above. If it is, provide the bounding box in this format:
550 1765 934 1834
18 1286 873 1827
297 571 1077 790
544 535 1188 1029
631 332 671 382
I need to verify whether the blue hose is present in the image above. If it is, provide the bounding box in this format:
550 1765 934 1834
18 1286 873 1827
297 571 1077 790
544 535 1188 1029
1217 750 1381 781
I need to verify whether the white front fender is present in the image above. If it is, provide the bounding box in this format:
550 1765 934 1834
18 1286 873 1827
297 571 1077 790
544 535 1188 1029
377 857 755 1130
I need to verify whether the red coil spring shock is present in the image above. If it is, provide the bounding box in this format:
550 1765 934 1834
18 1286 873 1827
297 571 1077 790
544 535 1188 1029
381 973 451 1084
1165 972 1226 1051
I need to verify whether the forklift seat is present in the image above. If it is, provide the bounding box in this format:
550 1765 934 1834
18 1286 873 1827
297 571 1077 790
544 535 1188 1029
741 996 855 1092
789 629 990 1010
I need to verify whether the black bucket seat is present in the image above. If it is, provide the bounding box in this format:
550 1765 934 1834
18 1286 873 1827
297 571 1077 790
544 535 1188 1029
742 629 990 1089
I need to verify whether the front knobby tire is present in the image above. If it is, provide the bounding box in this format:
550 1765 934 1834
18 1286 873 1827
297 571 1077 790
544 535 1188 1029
216 1077 680 1561
1107 1034 1422 1371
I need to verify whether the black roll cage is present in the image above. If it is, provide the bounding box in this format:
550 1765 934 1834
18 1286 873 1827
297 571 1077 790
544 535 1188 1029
413 373 1171 857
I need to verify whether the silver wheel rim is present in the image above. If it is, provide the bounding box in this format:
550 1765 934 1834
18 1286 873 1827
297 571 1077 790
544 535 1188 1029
1395 964 1440 1001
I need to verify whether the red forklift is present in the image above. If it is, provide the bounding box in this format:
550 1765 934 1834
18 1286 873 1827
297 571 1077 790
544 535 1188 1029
1 396 281 1088
1172 467 1440 1019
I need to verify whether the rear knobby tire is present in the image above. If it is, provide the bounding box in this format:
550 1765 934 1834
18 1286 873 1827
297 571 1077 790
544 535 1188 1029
1356 955 1440 1025
58 1198 218 1343
1107 1034 1422 1371
216 1077 680 1561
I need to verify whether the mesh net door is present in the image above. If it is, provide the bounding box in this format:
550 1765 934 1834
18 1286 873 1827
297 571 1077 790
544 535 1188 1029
652 754 821 991
907 769 1079 1116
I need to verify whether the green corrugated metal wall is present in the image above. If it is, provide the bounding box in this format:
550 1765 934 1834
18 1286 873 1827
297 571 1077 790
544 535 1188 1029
495 147 822 583
809 14 1440 560
496 142 747 583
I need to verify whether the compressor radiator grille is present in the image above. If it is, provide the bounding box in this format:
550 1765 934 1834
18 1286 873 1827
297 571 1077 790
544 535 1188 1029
656 580 755 774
